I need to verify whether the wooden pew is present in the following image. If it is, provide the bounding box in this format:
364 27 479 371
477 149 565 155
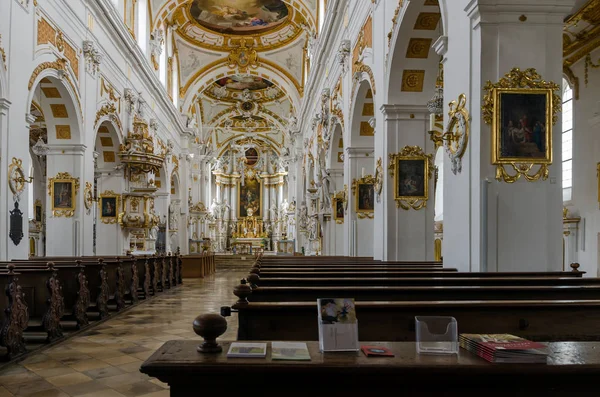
228 299 600 342
254 270 583 278
140 340 600 396
180 253 216 278
255 276 600 287
245 285 600 302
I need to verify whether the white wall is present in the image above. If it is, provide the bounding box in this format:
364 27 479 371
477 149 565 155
569 47 600 276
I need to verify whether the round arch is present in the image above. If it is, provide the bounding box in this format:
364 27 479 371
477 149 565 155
349 79 375 146
27 71 83 145
327 122 344 170
94 120 123 170
385 0 443 105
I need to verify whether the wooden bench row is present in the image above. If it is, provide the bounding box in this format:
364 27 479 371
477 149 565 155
180 253 216 278
0 252 207 360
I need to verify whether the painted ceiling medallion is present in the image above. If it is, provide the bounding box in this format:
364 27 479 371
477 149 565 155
189 0 289 35
216 74 273 91
228 39 259 71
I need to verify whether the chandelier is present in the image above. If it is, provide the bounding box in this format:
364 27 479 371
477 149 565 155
426 61 444 116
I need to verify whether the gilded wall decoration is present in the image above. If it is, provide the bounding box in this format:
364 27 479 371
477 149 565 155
362 103 374 116
41 87 61 98
100 137 114 147
55 125 71 140
414 13 441 30
406 38 433 59
389 146 434 210
359 121 374 136
227 39 259 72
401 70 425 92
103 152 116 162
0 34 6 70
332 191 345 224
387 0 405 48
50 104 68 118
483 68 560 183
8 158 29 198
48 172 79 217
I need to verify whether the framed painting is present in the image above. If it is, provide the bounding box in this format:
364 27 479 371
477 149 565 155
34 200 42 222
354 178 375 215
332 195 344 224
48 172 79 217
493 89 552 164
239 177 262 218
99 191 120 224
389 146 433 210
483 68 560 183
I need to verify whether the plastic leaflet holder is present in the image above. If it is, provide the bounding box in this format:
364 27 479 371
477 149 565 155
415 316 459 355
317 298 359 352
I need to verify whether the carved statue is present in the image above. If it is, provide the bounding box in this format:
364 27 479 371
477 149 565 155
169 201 179 228
270 204 279 221
298 202 309 230
308 216 317 240
209 198 218 219
319 169 334 212
149 225 159 240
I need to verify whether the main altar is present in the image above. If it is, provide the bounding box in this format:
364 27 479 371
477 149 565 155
232 208 267 249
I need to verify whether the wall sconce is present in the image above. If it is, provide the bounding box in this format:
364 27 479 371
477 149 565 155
8 158 32 199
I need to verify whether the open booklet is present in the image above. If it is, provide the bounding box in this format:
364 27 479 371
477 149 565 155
317 298 359 352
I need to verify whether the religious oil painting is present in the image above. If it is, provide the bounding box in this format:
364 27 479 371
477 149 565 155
189 0 289 35
101 197 118 219
245 147 259 166
216 74 273 91
495 90 552 164
239 177 261 218
52 181 74 210
333 198 344 222
398 159 426 198
356 183 375 212
35 203 42 222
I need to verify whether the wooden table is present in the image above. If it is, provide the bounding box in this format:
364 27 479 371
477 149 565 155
140 340 600 396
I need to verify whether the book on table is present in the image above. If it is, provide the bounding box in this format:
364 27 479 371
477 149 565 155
227 342 267 358
459 334 549 363
317 298 359 352
271 342 311 361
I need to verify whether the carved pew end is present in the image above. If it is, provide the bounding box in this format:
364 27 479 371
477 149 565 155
247 273 260 290
233 279 252 305
570 263 581 272
193 313 227 353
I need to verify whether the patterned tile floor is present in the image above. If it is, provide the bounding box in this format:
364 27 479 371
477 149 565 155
0 265 248 396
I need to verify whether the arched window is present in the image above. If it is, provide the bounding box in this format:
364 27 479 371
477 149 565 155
136 0 148 54
172 55 179 108
562 78 573 202
159 23 167 86
318 0 326 33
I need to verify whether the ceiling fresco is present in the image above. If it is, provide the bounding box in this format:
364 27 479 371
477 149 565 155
215 74 274 90
189 0 290 35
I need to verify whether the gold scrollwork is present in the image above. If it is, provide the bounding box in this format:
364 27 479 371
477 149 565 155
8 157 31 196
483 68 560 183
388 146 433 210
48 172 80 217
228 39 259 72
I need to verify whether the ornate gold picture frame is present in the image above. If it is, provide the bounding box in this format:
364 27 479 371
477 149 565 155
34 199 43 222
483 68 560 183
352 175 375 219
389 146 434 210
332 191 345 224
48 172 79 217
99 190 120 224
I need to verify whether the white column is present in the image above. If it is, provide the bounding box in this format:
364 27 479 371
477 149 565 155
441 0 573 272
378 105 435 261
0 99 12 260
344 147 374 257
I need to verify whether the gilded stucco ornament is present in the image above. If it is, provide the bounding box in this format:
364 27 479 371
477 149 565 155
83 182 93 215
8 158 31 201
444 94 470 175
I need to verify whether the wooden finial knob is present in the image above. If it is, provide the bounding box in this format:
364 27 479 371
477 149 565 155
98 258 104 265
47 262 55 270
76 259 82 267
193 313 227 353
570 263 581 272
6 264 15 274
247 273 260 289
233 279 252 304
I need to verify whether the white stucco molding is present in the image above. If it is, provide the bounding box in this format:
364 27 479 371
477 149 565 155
345 146 375 159
46 143 87 156
0 99 11 115
380 104 429 121
433 36 448 58
465 0 575 26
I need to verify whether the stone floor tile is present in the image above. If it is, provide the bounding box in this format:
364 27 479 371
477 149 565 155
67 359 112 372
5 378 55 396
46 372 92 387
113 381 164 397
100 356 139 366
